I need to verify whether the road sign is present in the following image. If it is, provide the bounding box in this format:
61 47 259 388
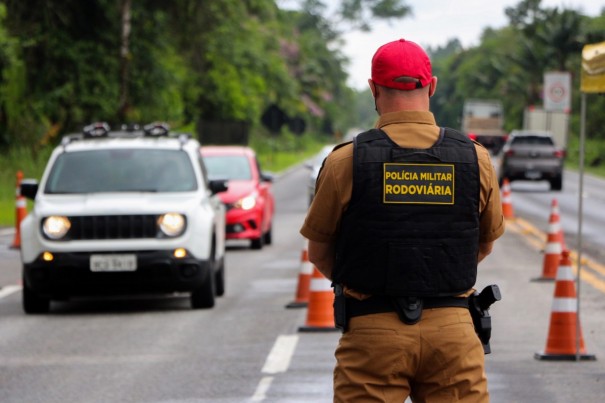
287 117 306 136
544 72 571 113
581 41 605 93
261 104 287 134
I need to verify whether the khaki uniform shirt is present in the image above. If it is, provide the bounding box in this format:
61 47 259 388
300 110 505 254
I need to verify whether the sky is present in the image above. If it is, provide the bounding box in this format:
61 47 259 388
278 0 603 90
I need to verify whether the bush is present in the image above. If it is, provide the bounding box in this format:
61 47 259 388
0 146 53 226
565 135 605 177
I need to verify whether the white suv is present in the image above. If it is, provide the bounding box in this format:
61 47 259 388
19 122 228 313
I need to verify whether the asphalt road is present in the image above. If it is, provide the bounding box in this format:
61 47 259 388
0 160 604 402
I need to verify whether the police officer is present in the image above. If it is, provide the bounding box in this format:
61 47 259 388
300 38 505 402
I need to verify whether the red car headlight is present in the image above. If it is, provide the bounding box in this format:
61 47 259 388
235 194 257 210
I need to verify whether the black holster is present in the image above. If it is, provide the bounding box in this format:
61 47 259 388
333 284 347 332
392 297 424 324
469 285 502 354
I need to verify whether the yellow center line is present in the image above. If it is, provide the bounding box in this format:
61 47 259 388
505 217 605 293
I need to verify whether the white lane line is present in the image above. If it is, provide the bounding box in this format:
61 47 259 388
261 334 299 374
251 376 274 402
251 334 299 402
0 285 22 300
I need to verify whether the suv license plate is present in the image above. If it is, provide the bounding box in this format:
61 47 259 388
90 254 137 272
525 171 542 179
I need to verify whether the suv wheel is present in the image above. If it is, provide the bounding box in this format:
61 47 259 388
191 273 215 309
550 175 563 191
215 258 225 297
22 277 50 314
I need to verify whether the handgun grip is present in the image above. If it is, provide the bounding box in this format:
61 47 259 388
477 284 501 310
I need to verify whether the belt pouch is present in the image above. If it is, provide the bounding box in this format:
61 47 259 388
393 296 424 324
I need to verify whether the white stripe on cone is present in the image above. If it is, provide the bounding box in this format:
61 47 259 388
300 261 313 275
310 277 332 292
552 297 577 313
556 264 574 281
548 222 561 233
544 242 562 254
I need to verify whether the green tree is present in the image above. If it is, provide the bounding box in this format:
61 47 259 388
2 0 122 144
0 3 26 146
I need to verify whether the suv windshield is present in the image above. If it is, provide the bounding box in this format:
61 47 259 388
203 155 252 180
45 149 198 193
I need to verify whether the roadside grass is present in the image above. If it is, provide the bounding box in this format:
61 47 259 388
565 135 605 177
250 131 328 174
0 146 52 227
0 132 332 227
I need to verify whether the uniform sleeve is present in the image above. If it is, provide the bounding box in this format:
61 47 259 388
476 145 505 243
300 156 345 243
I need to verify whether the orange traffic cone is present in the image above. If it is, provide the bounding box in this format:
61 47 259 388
501 178 514 219
535 250 596 361
298 267 338 332
533 199 564 281
548 198 566 250
10 171 27 250
286 241 313 308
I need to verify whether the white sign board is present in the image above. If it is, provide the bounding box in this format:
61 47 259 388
544 72 571 112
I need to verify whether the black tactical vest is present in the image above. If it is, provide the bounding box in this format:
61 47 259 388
332 128 480 297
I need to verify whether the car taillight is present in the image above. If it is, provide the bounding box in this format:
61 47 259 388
505 150 514 157
468 133 477 141
554 150 564 158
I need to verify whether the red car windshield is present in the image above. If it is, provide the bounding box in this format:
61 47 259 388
204 155 252 181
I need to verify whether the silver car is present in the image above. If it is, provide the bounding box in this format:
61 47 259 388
498 130 564 190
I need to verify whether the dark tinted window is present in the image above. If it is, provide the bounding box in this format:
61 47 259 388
511 136 554 146
45 149 197 194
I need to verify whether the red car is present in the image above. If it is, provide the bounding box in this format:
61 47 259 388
200 146 275 249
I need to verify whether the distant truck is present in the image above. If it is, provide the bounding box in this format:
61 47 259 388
461 99 507 154
522 107 569 153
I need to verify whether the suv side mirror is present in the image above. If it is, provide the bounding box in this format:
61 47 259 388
21 179 39 200
209 179 228 195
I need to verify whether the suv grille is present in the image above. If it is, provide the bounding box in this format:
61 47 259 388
66 215 159 240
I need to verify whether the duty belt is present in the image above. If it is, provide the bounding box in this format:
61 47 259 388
346 294 469 324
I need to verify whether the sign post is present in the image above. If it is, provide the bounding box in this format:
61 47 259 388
576 41 605 361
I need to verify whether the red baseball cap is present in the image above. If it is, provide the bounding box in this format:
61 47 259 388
371 39 432 91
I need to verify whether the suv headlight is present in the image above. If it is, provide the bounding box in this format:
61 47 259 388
42 216 71 240
158 213 186 237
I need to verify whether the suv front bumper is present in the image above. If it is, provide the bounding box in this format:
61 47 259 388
23 250 213 298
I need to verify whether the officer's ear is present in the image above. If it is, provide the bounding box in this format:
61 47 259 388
428 77 438 98
368 79 378 98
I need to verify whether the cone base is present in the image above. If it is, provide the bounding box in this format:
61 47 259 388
285 301 308 309
534 351 597 361
298 325 339 333
531 276 556 282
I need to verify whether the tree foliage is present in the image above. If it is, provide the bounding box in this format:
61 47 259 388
430 0 605 139
1 0 398 147
0 0 603 150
